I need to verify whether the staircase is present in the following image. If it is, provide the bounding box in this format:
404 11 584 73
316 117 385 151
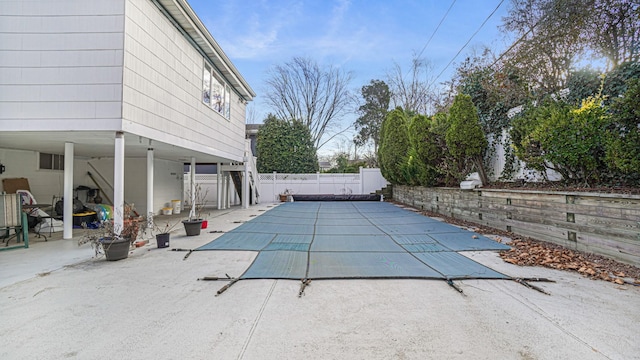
375 185 393 200
222 140 260 207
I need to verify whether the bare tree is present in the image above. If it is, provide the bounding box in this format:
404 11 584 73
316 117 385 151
263 57 354 149
386 54 436 115
586 0 640 67
245 103 258 124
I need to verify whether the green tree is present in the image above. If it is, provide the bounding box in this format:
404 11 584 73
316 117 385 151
541 97 609 184
565 62 640 105
511 98 609 185
354 79 391 155
324 153 366 173
445 94 489 185
606 78 640 181
378 108 410 185
407 114 441 186
256 114 318 173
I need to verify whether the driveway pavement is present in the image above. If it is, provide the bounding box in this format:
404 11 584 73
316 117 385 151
1 202 638 359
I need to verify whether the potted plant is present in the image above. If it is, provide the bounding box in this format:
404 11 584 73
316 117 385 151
153 219 180 248
182 184 208 236
279 189 293 202
78 204 142 261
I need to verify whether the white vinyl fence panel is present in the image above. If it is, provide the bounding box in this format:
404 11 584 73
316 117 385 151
183 174 240 208
184 168 389 205
258 168 389 203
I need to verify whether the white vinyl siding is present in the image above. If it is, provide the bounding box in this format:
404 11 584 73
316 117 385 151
0 0 125 125
121 0 245 160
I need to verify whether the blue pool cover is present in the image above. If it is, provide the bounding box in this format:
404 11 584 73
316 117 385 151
196 202 511 280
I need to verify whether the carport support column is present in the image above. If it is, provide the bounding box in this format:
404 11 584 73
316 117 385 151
224 171 234 209
147 148 154 230
242 157 249 209
63 142 74 239
113 132 125 236
216 163 222 210
189 157 196 219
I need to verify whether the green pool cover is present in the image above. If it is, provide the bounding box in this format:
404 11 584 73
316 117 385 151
196 202 510 281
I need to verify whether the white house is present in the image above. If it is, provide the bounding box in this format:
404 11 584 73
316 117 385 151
0 0 256 238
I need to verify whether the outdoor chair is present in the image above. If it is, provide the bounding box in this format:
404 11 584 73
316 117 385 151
0 193 28 250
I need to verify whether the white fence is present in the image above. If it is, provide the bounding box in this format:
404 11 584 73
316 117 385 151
183 168 389 206
258 168 389 202
183 174 240 208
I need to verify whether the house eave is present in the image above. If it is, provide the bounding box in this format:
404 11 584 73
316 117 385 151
155 0 256 101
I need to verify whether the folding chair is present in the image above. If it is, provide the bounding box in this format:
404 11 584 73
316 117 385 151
0 193 29 250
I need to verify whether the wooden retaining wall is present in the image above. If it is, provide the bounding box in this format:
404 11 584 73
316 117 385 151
394 185 640 266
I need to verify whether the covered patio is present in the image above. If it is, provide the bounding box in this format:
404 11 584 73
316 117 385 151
0 130 256 247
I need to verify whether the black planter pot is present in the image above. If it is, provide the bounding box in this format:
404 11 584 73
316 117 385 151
156 233 170 248
100 237 130 261
182 219 204 236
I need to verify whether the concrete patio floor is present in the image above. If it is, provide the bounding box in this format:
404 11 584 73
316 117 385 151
1 202 638 359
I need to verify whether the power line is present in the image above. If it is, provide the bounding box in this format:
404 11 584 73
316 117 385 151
403 0 456 81
428 0 504 88
487 10 549 71
415 0 456 61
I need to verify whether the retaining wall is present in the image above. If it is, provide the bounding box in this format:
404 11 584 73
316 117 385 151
394 185 640 266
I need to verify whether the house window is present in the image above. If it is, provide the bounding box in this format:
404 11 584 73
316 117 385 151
224 84 231 119
39 152 64 170
211 73 223 113
202 64 211 105
202 61 230 119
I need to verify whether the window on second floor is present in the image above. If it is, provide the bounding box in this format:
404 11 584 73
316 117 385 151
202 64 211 105
202 61 231 120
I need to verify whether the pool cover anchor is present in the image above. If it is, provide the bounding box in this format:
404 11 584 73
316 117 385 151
171 248 194 261
216 278 241 296
198 274 235 281
514 278 552 295
298 279 311 297
447 279 465 295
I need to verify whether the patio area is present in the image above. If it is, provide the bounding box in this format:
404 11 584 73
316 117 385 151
1 201 639 359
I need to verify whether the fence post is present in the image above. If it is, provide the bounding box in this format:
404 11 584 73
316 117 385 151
317 172 321 194
359 167 364 194
273 171 277 202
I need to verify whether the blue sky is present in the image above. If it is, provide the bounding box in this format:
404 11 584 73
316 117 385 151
188 0 512 154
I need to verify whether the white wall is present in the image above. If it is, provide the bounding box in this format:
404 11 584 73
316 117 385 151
0 0 125 129
121 0 247 162
0 148 90 204
0 147 183 215
83 157 183 216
